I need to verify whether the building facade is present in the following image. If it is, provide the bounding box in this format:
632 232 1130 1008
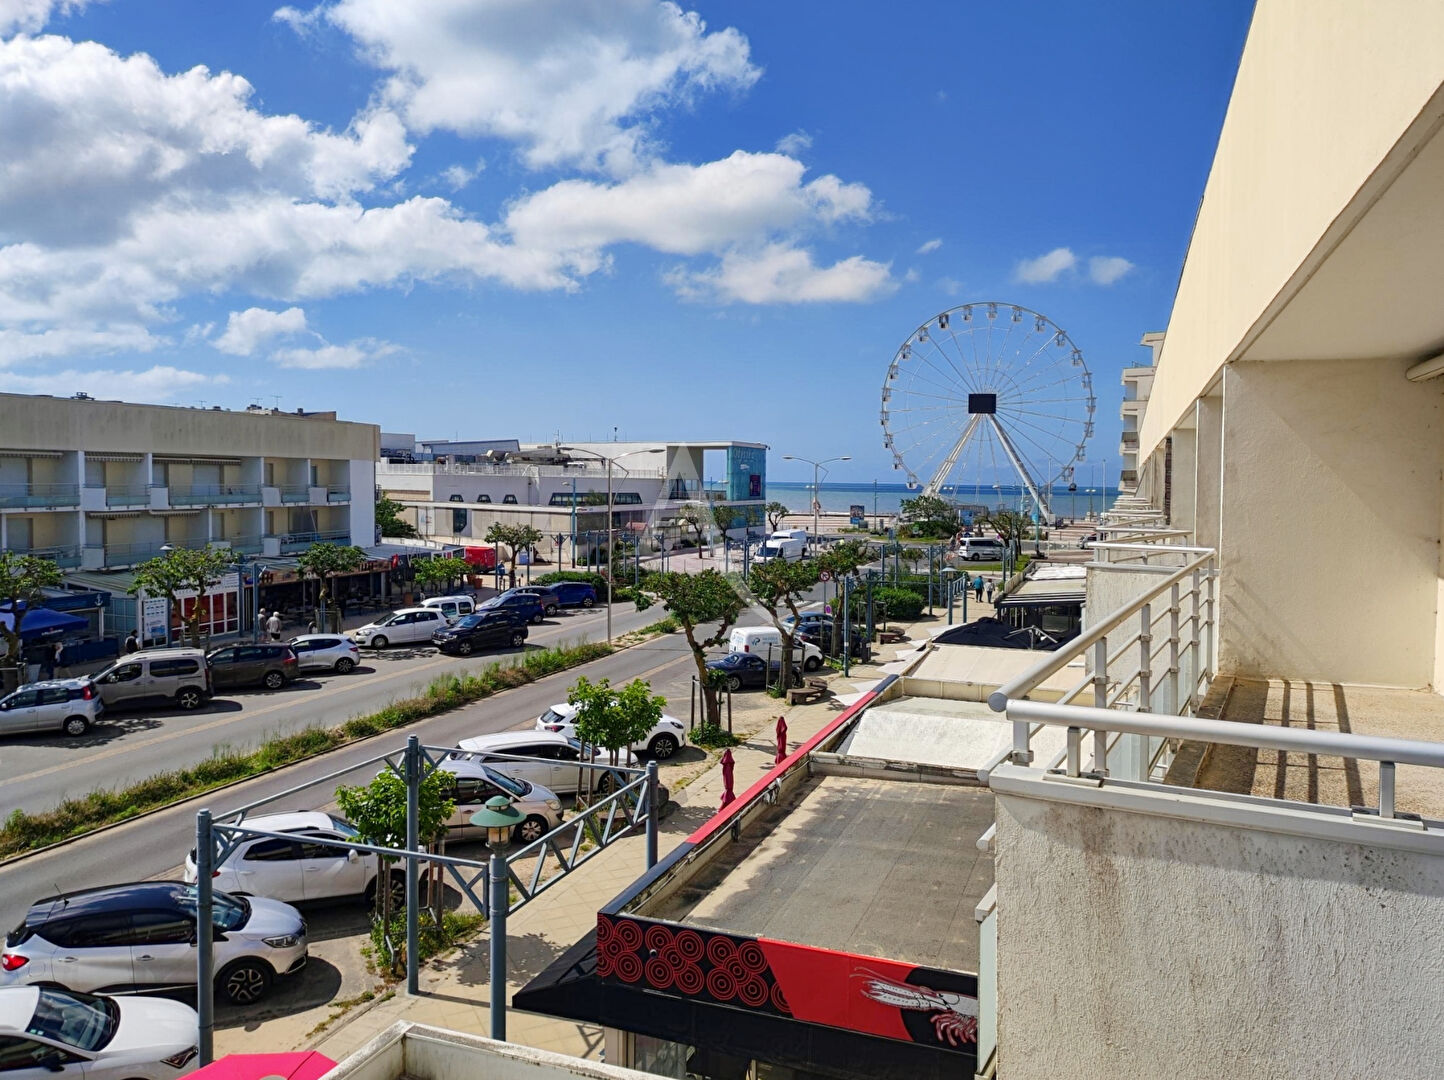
1117 332 1158 494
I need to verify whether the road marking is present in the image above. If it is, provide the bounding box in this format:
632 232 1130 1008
5 614 641 789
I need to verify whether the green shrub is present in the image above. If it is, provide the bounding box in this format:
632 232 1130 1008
690 722 739 749
874 586 925 621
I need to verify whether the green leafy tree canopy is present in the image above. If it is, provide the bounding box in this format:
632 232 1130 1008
641 569 745 725
900 494 960 539
375 496 417 539
676 503 711 556
128 546 234 648
0 553 64 668
484 522 545 578
568 674 665 764
335 765 455 919
764 501 790 531
746 556 822 690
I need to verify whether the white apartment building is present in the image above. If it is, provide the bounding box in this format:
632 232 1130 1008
1117 331 1158 494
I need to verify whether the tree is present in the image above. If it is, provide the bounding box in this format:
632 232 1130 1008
375 496 417 539
128 546 234 648
981 508 1030 572
641 570 746 726
0 553 64 673
746 557 821 691
676 503 711 556
484 522 544 581
568 675 665 765
764 501 790 531
900 494 960 539
816 539 873 655
295 542 367 631
711 504 739 543
335 764 455 966
414 555 470 597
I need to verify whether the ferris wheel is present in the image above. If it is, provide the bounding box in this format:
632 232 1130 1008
879 301 1094 518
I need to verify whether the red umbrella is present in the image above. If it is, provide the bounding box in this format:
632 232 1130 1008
719 748 736 809
188 1053 336 1080
774 715 788 765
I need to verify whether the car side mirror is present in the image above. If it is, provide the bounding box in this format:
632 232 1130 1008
346 849 360 863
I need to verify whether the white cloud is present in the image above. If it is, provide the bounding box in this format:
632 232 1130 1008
272 338 397 369
938 277 964 297
1015 247 1077 284
667 243 893 304
0 324 161 365
1088 254 1134 285
0 364 225 401
774 130 811 156
213 306 308 356
289 0 760 174
915 238 941 255
903 267 920 283
0 0 98 35
440 158 485 191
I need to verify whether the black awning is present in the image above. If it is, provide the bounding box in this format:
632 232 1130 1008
515 931 975 1080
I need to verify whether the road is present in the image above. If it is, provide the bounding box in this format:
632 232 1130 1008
0 602 659 819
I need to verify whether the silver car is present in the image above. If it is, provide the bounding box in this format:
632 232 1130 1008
0 678 103 738
287 635 361 674
434 759 564 844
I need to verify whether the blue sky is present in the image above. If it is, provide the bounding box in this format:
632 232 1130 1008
0 0 1253 485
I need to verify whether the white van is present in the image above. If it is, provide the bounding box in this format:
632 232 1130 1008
727 625 824 671
958 536 1005 562
421 594 475 621
753 529 808 563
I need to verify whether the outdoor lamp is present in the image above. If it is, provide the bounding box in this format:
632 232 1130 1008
470 796 522 847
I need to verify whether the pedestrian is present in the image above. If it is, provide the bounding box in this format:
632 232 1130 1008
973 575 984 602
52 640 65 678
124 629 139 654
986 580 995 603
41 642 57 680
266 610 282 641
307 620 318 635
508 568 517 589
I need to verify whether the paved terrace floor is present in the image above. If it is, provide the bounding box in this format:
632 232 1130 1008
1180 677 1444 819
650 774 994 974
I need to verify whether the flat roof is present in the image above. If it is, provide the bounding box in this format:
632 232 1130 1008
647 774 993 973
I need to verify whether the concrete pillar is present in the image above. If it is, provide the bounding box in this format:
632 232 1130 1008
1169 425 1197 537
1194 394 1223 550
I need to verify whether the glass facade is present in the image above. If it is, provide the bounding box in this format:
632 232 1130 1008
726 446 766 503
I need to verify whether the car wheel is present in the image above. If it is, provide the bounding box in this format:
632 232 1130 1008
176 687 204 710
456 640 474 656
725 675 742 692
514 815 548 844
545 604 558 616
364 874 406 909
62 715 89 737
594 771 618 794
335 657 356 674
262 670 285 690
371 635 388 650
530 612 544 625
216 959 273 1005
648 734 679 760
804 656 822 672
581 596 595 608
510 631 526 647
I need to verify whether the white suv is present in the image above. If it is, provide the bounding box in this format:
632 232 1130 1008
451 731 638 797
535 702 687 760
0 678 103 738
349 607 446 649
433 758 564 844
183 812 386 907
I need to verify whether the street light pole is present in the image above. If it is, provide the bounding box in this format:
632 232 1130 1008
782 453 850 555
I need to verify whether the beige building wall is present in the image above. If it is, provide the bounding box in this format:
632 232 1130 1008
1139 0 1444 457
1193 393 1223 550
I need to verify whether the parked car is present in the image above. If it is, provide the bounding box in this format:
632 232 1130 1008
752 529 807 563
477 593 546 625
534 702 687 759
92 649 212 712
206 643 299 690
349 607 447 649
548 581 597 608
451 730 638 796
1 881 307 1006
183 812 389 907
500 586 561 616
288 635 360 674
419 595 475 621
705 652 799 691
432 758 564 844
0 678 103 737
958 536 1005 561
1078 532 1100 549
431 611 528 656
0 986 199 1080
727 626 825 672
784 614 868 657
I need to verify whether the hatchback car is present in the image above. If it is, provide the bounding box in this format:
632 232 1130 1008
431 611 527 656
432 758 564 844
349 608 447 649
534 702 687 759
0 678 102 738
183 812 388 907
548 581 598 608
2 882 307 1006
451 731 637 797
92 650 212 712
477 593 546 625
0 986 199 1080
705 652 799 691
287 635 360 674
500 586 561 616
206 644 298 691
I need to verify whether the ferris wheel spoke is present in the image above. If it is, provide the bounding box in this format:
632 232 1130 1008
922 334 978 395
1003 418 1080 476
914 342 975 397
1002 411 1086 450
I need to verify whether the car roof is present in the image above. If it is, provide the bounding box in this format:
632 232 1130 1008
26 881 187 925
389 607 434 615
422 595 472 603
458 730 569 751
0 988 40 1033
236 810 338 833
128 647 208 659
544 702 578 718
289 634 346 643
11 677 91 691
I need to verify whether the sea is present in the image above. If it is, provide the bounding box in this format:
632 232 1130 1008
765 480 1120 518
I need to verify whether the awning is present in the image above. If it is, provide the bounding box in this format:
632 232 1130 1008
186 1053 335 1080
0 606 90 640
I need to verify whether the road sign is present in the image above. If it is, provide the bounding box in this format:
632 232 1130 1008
819 570 832 582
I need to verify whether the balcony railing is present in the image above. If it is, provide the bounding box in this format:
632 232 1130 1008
102 484 152 507
326 485 350 503
12 545 81 568
215 535 263 555
92 536 213 567
0 483 80 508
1120 431 1139 446
279 484 311 503
169 483 261 506
278 529 350 553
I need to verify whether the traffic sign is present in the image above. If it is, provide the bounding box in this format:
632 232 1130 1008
819 570 832 582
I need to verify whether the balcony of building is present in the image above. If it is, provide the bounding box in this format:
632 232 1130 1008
0 450 79 510
0 482 80 509
167 482 261 507
3 512 82 568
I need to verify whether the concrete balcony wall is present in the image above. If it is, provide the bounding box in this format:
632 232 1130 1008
991 767 1444 1080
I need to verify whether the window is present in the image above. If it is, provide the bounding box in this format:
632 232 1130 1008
207 650 235 665
475 494 491 503
3 690 39 709
237 647 267 662
26 988 118 1053
452 507 468 533
290 640 315 653
0 1036 78 1072
37 688 69 706
298 835 348 860
50 913 134 948
448 494 463 502
148 659 199 677
614 492 643 505
108 662 143 683
243 838 299 862
130 911 194 945
502 494 518 504
451 777 487 803
419 611 441 623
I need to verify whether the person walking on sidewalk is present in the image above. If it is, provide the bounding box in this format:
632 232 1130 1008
124 629 140 654
266 610 282 641
986 580 995 604
973 575 985 602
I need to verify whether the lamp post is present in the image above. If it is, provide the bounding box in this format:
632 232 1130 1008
782 454 850 555
943 566 959 624
560 445 664 643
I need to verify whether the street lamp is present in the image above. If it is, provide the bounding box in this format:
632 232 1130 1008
469 796 521 848
781 454 851 555
559 445 665 643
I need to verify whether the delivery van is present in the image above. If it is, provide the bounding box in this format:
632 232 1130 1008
753 529 808 563
727 626 824 671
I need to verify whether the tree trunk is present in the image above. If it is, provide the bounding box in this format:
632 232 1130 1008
691 646 720 726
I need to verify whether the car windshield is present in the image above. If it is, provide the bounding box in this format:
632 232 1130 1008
328 817 360 837
480 765 528 797
26 988 118 1053
372 614 399 627
176 886 249 931
454 615 483 629
538 707 569 725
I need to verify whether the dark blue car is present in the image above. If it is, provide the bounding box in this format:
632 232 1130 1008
479 592 546 624
550 581 597 608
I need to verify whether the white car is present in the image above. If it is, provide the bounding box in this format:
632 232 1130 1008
349 608 446 649
534 702 687 760
287 635 361 673
0 986 198 1080
433 758 564 844
451 731 639 797
183 812 387 906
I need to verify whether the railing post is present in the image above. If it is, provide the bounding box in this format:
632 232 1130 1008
194 809 215 1066
1137 603 1152 713
1092 637 1109 775
1011 717 1032 765
1204 560 1216 680
1189 569 1202 712
1168 583 1181 716
489 852 508 1041
1066 726 1082 777
404 734 420 995
1379 762 1396 820
645 761 660 869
